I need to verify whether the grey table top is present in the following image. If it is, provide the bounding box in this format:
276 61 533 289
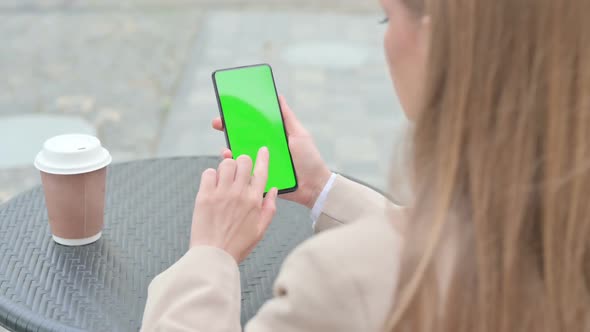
0 157 313 332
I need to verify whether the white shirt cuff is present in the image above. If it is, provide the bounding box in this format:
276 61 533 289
310 173 338 228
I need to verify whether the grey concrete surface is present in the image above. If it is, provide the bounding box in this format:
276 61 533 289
158 10 408 191
0 6 202 202
0 0 410 204
0 0 379 12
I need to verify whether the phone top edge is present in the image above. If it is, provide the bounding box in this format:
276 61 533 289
211 63 272 76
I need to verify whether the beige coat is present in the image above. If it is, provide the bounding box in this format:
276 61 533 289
142 175 404 331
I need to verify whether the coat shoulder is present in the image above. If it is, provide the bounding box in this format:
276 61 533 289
277 217 403 330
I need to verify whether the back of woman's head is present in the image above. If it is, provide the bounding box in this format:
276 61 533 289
388 0 590 331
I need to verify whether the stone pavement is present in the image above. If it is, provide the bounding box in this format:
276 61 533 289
0 0 410 206
0 0 379 12
158 10 409 190
0 5 202 203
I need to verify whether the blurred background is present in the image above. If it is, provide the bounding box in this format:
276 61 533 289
0 0 409 204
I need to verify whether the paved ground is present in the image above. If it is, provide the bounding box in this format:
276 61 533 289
0 0 410 206
1 0 379 12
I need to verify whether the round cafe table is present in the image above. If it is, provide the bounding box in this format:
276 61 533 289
0 157 313 332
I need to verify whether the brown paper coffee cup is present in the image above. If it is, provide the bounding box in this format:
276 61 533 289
40 168 106 245
35 134 112 246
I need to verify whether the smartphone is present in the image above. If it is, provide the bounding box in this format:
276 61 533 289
212 64 298 194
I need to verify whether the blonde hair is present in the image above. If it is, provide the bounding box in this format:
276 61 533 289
388 0 590 331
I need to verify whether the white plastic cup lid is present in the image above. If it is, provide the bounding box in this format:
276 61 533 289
34 134 112 175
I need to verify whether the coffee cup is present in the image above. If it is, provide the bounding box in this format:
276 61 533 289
34 134 112 246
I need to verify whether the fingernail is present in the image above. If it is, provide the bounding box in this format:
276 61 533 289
273 188 278 197
261 146 268 154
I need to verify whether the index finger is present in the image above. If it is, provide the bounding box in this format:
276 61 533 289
198 168 217 193
251 147 270 194
211 117 224 131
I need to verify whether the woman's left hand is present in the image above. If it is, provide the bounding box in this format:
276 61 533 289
190 147 278 263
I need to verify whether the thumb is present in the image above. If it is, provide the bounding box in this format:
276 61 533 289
259 188 278 235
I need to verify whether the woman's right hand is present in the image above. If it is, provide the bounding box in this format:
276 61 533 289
212 96 332 209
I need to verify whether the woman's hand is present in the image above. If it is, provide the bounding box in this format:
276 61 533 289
190 147 278 263
212 96 332 209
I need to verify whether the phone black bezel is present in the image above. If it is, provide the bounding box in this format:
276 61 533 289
211 63 298 195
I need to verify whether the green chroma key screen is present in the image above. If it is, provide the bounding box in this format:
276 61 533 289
212 64 297 193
